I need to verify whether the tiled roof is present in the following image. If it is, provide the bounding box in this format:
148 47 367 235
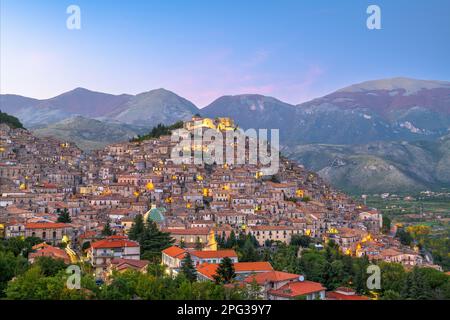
91 236 139 249
197 262 274 280
326 291 369 300
162 246 187 258
268 281 325 298
244 271 300 285
191 249 237 259
25 222 69 229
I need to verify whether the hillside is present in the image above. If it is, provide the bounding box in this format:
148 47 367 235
284 136 450 193
103 88 199 127
0 110 24 129
32 116 145 151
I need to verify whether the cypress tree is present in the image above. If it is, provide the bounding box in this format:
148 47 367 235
213 257 236 284
181 253 197 282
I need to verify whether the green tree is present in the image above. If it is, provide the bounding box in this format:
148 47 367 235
290 234 311 248
382 215 391 234
214 257 236 284
5 266 65 300
57 208 72 223
140 221 175 262
181 253 197 282
226 231 237 248
128 214 145 242
239 237 260 262
34 256 67 277
396 228 413 246
0 250 28 297
195 237 203 250
102 220 113 237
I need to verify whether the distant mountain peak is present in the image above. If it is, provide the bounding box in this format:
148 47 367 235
338 77 450 94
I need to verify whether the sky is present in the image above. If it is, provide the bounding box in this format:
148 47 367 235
1 0 450 107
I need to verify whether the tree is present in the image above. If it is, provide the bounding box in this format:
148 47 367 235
213 257 236 284
195 237 203 250
290 234 311 248
128 214 145 242
140 221 175 262
102 220 113 237
225 230 236 248
0 250 28 297
181 253 197 282
6 266 65 300
382 215 391 234
396 228 413 246
57 208 72 223
239 237 260 262
34 256 67 277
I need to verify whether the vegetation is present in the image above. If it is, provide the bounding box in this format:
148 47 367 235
213 257 236 284
130 121 184 142
128 215 175 262
57 208 72 223
0 110 24 129
180 253 197 283
101 220 114 237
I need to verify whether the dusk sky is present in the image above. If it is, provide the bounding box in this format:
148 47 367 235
1 0 450 107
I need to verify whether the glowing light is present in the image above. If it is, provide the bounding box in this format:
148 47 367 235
296 189 304 198
145 182 154 191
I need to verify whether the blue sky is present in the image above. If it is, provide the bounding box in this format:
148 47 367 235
1 0 449 106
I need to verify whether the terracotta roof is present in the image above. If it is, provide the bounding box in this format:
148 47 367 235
25 222 70 229
197 262 273 280
326 290 369 300
91 236 139 249
244 271 300 285
191 249 237 259
110 258 149 270
163 227 210 235
29 245 70 264
268 281 325 298
162 246 187 259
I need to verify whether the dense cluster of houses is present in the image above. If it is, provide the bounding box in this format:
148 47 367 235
0 117 443 298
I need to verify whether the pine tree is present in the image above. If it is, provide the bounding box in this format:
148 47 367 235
181 253 197 282
213 257 236 284
140 221 175 262
102 220 113 236
226 230 236 248
57 208 71 223
239 237 260 262
195 237 203 250
128 214 145 241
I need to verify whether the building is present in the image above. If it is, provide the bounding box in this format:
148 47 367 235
196 261 274 282
326 287 369 300
88 235 140 276
24 222 73 245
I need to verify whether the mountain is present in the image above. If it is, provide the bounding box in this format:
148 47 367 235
294 77 450 144
0 88 131 128
32 116 146 151
283 135 450 193
0 88 198 128
202 78 450 145
37 88 132 118
201 94 296 142
103 88 199 127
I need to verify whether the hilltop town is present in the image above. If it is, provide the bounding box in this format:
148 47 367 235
0 116 446 300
